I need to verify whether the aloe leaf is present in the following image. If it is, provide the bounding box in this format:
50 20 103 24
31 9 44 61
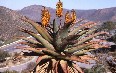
55 61 59 73
55 21 73 50
59 27 68 39
16 36 40 44
22 51 44 56
33 55 53 72
57 55 88 63
51 59 57 71
52 19 61 50
19 42 44 48
62 34 80 41
36 55 53 64
60 60 68 73
69 22 94 35
68 66 73 73
59 21 72 39
53 35 61 51
73 49 95 56
78 30 88 37
37 61 49 72
59 34 80 50
74 31 108 46
65 43 92 53
53 19 58 33
20 28 55 51
21 16 53 43
77 29 97 40
42 49 60 57
16 47 44 55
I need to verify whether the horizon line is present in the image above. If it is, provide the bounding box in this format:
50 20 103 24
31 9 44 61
1 4 116 11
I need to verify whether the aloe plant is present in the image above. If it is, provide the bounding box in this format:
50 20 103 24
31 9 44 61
16 0 110 73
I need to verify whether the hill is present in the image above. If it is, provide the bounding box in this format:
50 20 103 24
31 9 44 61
18 5 116 22
0 6 34 41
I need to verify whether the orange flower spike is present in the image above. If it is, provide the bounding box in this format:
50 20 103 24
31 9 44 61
56 0 63 17
65 11 71 24
41 16 47 27
71 9 77 24
41 6 46 17
46 10 51 26
41 6 50 27
44 10 50 27
41 6 46 27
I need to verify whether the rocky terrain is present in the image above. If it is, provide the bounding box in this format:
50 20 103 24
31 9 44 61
0 6 34 41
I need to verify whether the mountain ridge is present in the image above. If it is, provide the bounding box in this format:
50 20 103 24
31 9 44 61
18 5 116 22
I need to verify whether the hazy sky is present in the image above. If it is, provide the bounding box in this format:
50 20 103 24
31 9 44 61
0 0 116 10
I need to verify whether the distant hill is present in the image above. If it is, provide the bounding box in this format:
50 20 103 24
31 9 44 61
18 5 116 22
0 6 34 41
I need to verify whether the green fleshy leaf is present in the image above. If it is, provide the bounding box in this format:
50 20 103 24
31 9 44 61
21 17 53 43
42 49 60 57
20 28 55 51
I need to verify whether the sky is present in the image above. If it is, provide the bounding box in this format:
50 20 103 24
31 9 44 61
0 0 116 10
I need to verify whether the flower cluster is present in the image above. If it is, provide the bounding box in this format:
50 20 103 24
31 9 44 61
41 0 77 27
56 0 63 18
41 6 50 27
71 9 77 24
65 10 77 24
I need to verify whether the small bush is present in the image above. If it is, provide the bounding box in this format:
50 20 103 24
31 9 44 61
0 49 10 62
84 65 106 73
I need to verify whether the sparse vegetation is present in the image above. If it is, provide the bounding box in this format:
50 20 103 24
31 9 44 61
100 21 116 32
0 38 4 46
0 49 10 62
83 65 106 73
107 34 116 43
